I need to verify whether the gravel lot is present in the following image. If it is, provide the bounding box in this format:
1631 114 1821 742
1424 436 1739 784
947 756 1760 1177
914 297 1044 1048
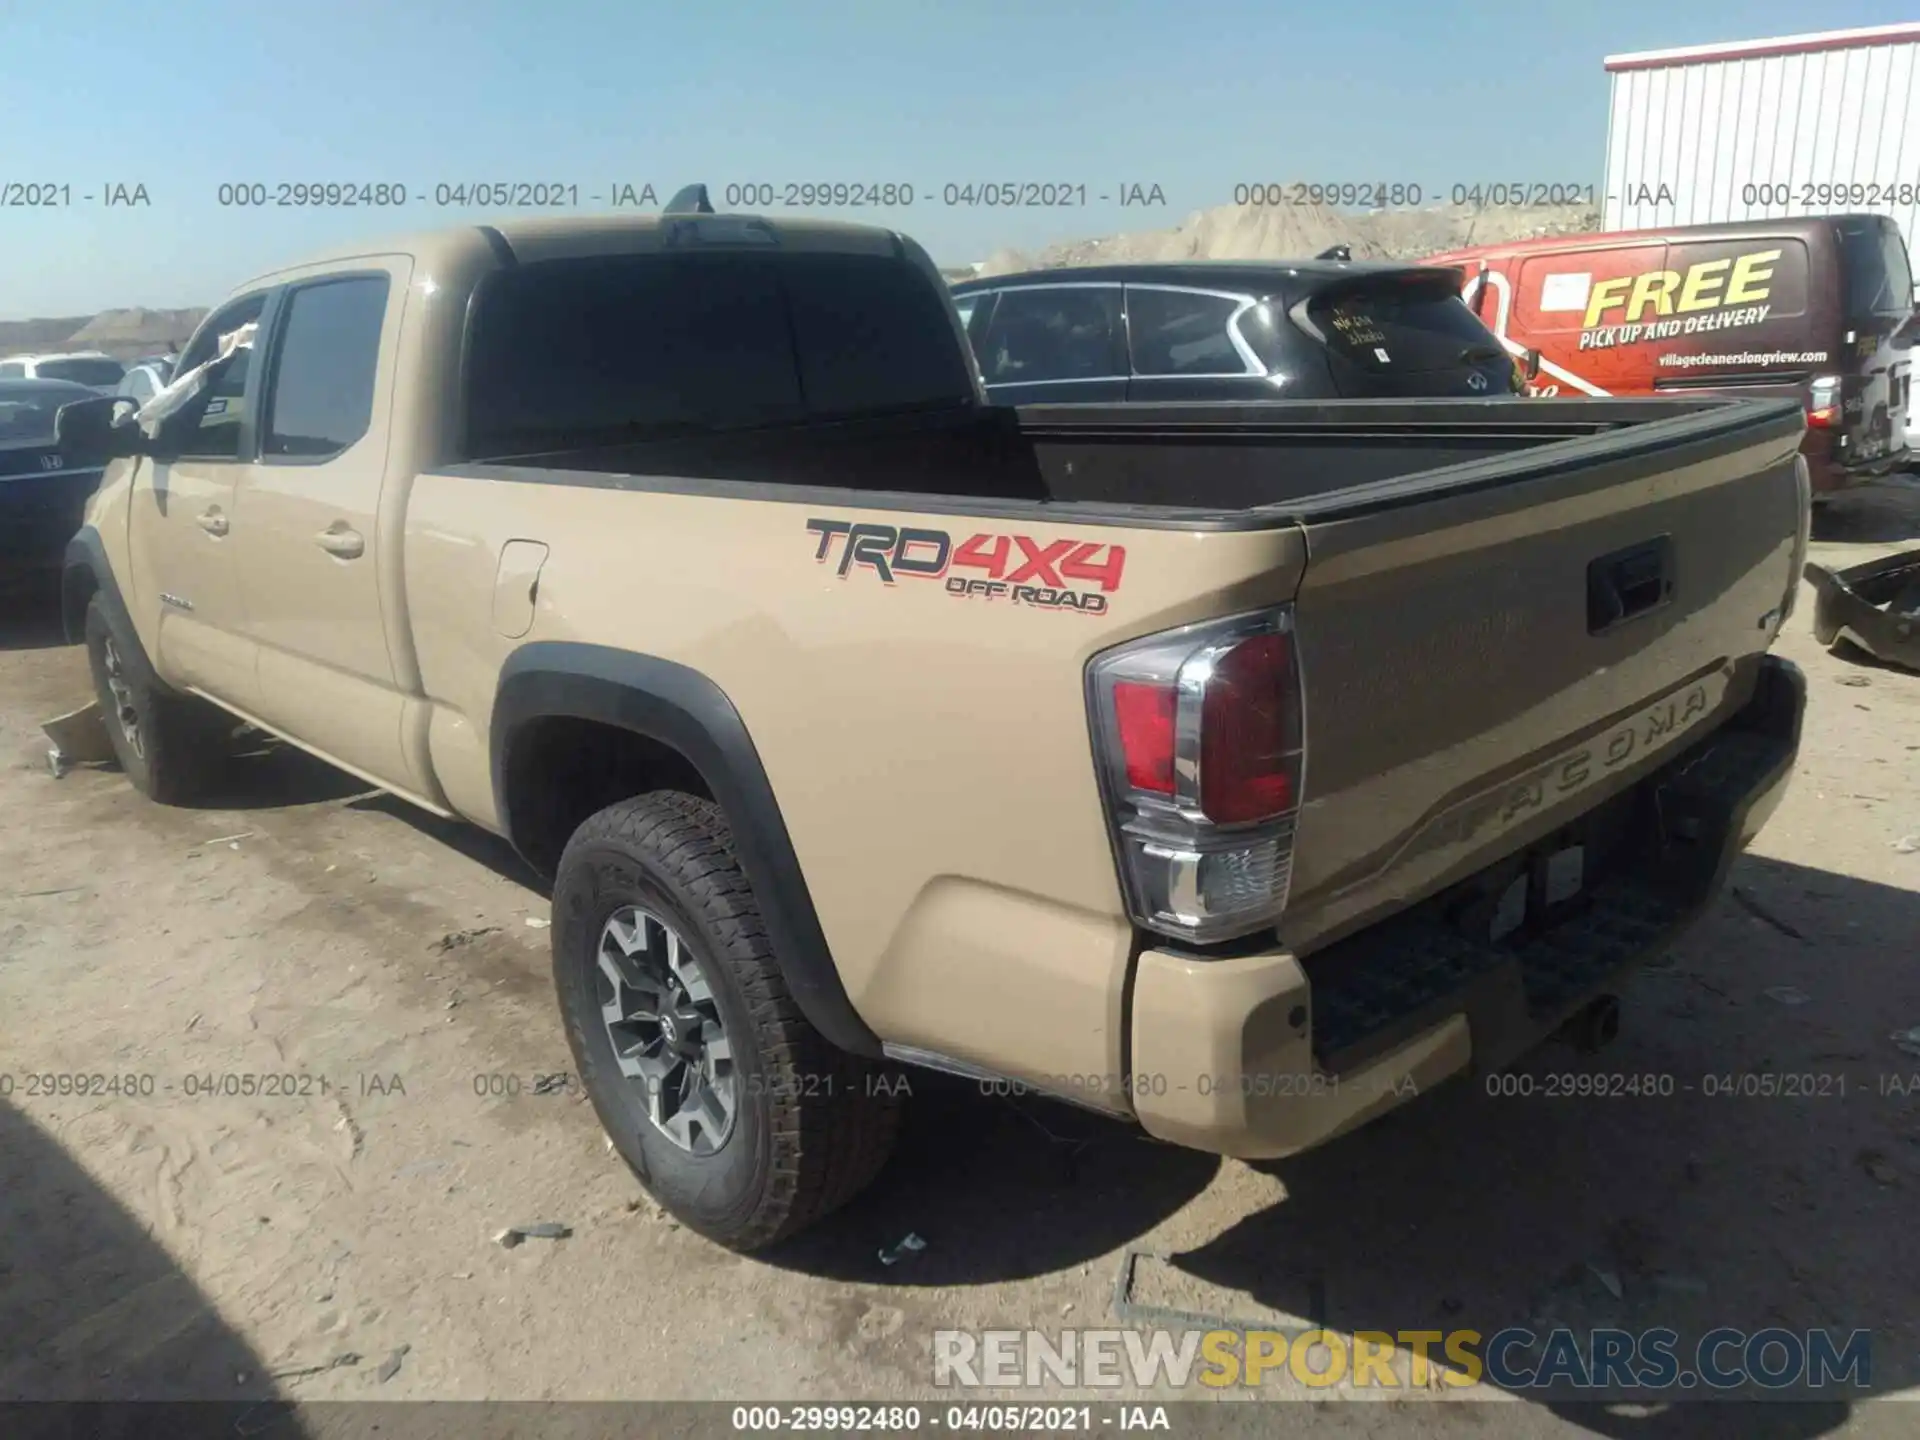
2 487 1918 1436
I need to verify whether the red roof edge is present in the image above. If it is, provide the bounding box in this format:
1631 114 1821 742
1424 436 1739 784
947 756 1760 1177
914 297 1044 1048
1605 22 1920 72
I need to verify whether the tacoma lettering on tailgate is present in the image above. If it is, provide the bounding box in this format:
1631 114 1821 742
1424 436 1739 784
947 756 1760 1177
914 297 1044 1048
806 518 1125 615
1395 674 1727 868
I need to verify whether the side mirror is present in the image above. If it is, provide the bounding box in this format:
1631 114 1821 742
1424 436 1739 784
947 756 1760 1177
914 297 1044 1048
55 395 144 467
1524 348 1543 381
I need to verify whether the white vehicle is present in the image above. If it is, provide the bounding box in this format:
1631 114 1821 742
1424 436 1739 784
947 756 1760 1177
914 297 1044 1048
0 351 127 392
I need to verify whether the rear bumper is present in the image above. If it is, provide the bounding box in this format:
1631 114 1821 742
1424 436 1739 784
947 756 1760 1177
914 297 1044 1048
1805 549 1920 671
1805 430 1909 495
1129 655 1805 1159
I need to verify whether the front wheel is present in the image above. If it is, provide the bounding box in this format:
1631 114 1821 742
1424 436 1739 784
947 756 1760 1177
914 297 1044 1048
83 596 229 804
551 791 903 1251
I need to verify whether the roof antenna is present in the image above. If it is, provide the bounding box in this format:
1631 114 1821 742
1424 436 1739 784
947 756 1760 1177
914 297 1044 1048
1315 244 1352 262
664 184 716 215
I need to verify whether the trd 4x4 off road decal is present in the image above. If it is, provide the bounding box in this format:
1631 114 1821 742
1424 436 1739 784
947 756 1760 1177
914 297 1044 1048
806 518 1125 615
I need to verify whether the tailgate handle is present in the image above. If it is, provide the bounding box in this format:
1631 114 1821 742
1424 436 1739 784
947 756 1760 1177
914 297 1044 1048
1587 536 1674 634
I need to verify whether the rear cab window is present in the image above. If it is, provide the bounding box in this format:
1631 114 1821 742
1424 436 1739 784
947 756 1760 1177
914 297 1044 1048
463 250 974 457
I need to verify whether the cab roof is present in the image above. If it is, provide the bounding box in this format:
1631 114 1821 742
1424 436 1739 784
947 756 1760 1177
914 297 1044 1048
235 211 927 294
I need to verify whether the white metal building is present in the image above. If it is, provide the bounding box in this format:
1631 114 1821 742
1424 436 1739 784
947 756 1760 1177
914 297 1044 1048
1603 22 1920 258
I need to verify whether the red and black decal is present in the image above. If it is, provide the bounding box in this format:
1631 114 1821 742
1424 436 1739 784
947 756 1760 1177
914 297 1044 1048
806 518 1126 615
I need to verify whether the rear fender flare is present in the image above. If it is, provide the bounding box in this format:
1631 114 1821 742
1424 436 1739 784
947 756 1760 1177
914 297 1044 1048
490 642 882 1058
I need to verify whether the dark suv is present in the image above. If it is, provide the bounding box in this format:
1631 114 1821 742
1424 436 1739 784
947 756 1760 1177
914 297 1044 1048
950 261 1522 405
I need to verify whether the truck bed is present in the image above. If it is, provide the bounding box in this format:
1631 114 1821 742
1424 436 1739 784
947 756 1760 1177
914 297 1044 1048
475 394 1802 522
452 392 1807 965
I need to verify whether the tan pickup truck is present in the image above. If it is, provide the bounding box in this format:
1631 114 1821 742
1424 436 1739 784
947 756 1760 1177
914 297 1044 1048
55 199 1811 1251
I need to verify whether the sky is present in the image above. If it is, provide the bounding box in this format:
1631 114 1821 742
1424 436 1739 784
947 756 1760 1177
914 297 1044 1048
3 0 1919 318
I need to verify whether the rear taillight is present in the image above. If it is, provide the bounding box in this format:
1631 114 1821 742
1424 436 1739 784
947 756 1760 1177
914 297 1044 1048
1087 608 1304 944
1807 374 1842 429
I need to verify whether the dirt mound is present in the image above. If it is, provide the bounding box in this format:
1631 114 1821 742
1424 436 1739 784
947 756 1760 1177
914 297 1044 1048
69 307 205 347
976 200 1604 276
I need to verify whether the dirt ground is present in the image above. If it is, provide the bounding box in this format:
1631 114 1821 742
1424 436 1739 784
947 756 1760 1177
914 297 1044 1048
2 486 1919 1436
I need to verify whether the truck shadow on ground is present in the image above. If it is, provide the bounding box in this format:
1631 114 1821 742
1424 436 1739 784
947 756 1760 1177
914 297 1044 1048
771 852 1913 1435
143 728 372 811
772 1074 1221 1284
1812 478 1920 546
1151 851 1918 1427
0 1098 312 1429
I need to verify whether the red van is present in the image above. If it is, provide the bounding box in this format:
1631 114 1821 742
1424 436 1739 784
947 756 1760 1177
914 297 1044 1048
1427 215 1916 495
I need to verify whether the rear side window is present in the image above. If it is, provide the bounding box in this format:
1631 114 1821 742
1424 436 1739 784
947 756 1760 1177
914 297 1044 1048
38 357 124 386
464 251 970 457
1836 218 1914 318
975 286 1125 384
1305 279 1501 374
1126 288 1253 376
264 276 390 458
780 252 975 417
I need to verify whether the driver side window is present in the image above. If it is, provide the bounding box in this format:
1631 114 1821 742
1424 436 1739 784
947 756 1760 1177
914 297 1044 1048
171 292 270 461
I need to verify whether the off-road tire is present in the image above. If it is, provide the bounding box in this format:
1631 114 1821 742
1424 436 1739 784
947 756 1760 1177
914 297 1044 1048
552 790 904 1251
83 595 229 805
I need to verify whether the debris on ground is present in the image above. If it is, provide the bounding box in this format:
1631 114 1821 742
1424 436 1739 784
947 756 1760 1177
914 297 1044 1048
1858 1150 1899 1186
524 916 551 929
203 832 255 847
1587 1264 1624 1300
376 1344 411 1383
494 1222 572 1248
41 702 115 778
531 1073 570 1095
430 926 502 953
1763 986 1812 1006
1731 887 1808 941
1895 835 1920 854
1892 1026 1920 1059
1835 674 1873 687
268 1352 361 1383
878 1232 928 1266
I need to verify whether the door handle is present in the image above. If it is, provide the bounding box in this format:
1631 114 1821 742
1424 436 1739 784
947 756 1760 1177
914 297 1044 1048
316 525 365 560
197 508 228 537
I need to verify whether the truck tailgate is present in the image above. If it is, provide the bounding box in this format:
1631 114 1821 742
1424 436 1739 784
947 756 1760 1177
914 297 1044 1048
1279 398 1806 955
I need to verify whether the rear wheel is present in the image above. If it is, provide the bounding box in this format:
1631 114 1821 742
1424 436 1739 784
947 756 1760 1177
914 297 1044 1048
552 790 903 1251
83 596 229 804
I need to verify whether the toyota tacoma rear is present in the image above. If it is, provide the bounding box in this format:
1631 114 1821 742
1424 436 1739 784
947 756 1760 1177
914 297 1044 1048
56 198 1809 1250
